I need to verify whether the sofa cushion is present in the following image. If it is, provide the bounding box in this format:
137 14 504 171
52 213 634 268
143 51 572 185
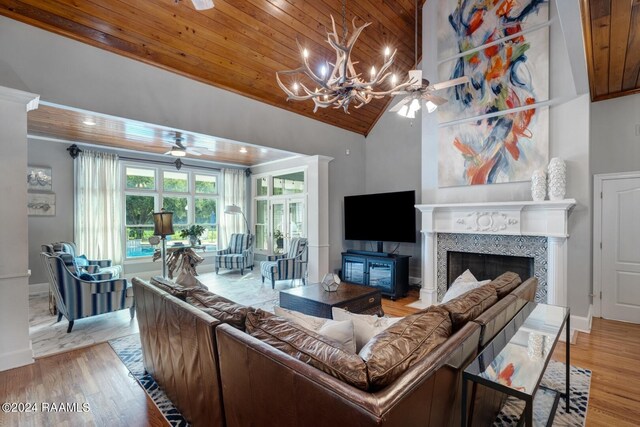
246 309 369 390
186 288 248 330
274 306 356 354
149 276 189 300
490 272 522 299
359 306 452 390
440 284 498 330
332 307 403 353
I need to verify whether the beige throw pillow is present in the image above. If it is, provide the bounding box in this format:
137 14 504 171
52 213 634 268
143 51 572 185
274 306 356 354
331 307 403 353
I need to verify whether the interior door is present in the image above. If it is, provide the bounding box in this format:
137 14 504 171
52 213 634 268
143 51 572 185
601 177 640 323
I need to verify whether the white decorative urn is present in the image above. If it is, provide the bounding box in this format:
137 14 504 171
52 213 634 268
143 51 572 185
547 158 566 201
531 169 547 201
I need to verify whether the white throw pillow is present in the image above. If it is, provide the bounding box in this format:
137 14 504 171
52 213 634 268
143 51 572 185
331 307 403 353
441 279 492 303
452 269 478 285
274 306 357 353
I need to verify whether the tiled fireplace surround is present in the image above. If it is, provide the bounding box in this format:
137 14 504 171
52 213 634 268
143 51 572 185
413 200 576 309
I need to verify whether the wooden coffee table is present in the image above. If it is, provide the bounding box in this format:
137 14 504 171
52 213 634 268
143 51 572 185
279 282 383 319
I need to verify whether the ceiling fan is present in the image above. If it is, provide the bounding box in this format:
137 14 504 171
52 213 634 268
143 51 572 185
390 70 470 119
175 0 214 11
163 133 202 158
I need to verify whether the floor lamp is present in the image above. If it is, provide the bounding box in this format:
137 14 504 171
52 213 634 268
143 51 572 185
153 209 174 279
224 204 250 234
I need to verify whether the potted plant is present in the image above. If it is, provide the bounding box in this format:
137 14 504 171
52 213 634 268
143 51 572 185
180 224 206 246
273 229 284 249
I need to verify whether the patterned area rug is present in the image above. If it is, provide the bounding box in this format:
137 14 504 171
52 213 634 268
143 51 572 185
493 361 591 426
110 334 591 427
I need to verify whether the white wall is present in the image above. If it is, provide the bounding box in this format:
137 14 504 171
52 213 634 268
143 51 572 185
364 101 422 278
421 0 592 317
27 139 74 285
590 93 640 175
0 16 366 274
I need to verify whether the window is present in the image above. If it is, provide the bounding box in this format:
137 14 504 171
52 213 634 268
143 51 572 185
126 167 155 190
124 164 220 258
253 168 306 255
273 171 304 195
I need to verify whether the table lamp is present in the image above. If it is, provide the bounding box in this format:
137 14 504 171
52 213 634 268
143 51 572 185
153 209 174 278
224 204 250 234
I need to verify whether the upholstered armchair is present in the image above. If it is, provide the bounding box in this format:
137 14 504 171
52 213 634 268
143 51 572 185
41 252 135 333
261 237 308 289
42 241 122 279
214 233 254 275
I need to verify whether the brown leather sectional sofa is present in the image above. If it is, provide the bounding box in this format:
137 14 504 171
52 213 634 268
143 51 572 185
132 273 537 427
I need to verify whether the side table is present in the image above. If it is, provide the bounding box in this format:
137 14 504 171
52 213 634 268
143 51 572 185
462 302 570 426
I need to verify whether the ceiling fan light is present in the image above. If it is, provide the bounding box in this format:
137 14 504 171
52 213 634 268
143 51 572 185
397 104 410 117
191 0 214 10
426 100 438 113
170 147 187 157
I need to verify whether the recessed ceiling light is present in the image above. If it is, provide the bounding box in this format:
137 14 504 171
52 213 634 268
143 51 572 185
239 147 248 154
82 118 96 126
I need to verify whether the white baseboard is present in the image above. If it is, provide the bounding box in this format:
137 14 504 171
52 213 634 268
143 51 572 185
29 282 49 296
571 304 593 334
0 347 34 372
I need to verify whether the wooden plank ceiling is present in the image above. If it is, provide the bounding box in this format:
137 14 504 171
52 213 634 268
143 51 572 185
0 0 422 136
28 103 298 166
582 0 640 101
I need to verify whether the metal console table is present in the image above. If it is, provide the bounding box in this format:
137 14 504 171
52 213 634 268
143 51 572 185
462 302 570 426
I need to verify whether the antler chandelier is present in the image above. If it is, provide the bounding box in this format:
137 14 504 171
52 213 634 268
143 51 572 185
276 0 415 113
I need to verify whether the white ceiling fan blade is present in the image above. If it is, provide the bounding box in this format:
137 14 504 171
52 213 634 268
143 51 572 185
163 150 173 155
186 149 203 156
389 97 411 113
424 94 448 106
391 90 411 96
431 76 470 91
191 0 214 10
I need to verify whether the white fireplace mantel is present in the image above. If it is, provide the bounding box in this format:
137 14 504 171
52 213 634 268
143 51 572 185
413 199 576 308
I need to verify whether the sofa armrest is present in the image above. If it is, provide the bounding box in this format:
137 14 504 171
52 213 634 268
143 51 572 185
216 248 231 256
132 278 224 427
267 254 285 261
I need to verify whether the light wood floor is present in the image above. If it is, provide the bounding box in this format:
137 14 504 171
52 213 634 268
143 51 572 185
2 289 639 427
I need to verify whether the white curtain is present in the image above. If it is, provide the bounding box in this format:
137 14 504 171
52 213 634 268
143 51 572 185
74 150 124 266
220 168 247 247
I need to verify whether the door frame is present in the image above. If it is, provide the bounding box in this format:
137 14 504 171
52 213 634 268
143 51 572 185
593 171 640 318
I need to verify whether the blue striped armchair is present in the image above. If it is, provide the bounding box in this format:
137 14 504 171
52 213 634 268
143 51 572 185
42 241 122 279
214 233 254 275
41 252 135 333
261 238 308 289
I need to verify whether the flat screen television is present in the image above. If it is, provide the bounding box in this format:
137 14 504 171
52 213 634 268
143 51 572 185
344 190 416 245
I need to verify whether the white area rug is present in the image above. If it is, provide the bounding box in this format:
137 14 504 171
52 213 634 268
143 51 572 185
29 269 284 358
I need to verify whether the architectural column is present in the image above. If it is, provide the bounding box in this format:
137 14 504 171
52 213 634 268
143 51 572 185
547 236 568 306
418 231 438 306
304 155 333 283
0 86 39 371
